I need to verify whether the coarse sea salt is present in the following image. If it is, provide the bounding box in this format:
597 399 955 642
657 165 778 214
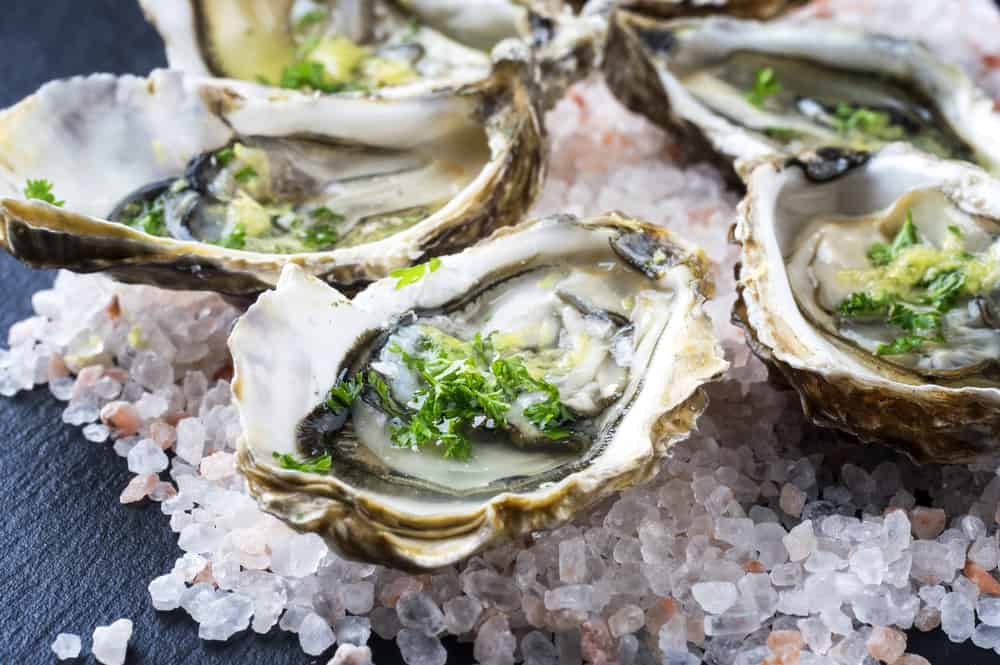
6 1 1000 662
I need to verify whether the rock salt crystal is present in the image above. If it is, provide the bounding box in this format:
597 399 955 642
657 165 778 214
941 592 975 642
521 630 558 665
866 626 906 663
692 581 738 614
51 633 81 660
92 619 132 665
126 439 168 474
175 417 206 465
397 628 447 665
782 521 817 562
779 483 806 517
148 572 186 610
328 643 373 665
608 604 644 637
334 616 371 646
443 595 481 635
298 612 336 655
474 615 516 665
910 507 947 540
119 473 157 503
559 536 588 583
396 592 444 636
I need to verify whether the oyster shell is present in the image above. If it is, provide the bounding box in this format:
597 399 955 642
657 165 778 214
734 144 1000 463
232 213 726 569
0 63 543 298
603 13 1000 179
614 0 806 20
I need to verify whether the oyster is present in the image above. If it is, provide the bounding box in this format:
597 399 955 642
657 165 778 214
0 63 543 297
734 144 1000 462
603 14 1000 178
232 213 727 568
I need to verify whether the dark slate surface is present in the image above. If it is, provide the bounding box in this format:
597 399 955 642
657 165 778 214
2 1 1000 664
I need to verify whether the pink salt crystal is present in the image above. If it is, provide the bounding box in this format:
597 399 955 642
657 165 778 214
119 474 157 503
200 452 235 480
779 483 806 517
645 597 679 637
193 560 216 586
149 420 176 450
104 368 129 383
48 354 69 381
964 561 1000 595
866 626 906 663
378 577 424 608
893 656 931 665
72 364 104 398
580 618 614 665
149 482 177 502
765 629 804 665
101 401 142 436
909 507 946 540
913 607 940 632
744 560 766 573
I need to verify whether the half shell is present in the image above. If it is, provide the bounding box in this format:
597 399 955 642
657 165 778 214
734 144 1000 463
232 213 727 569
0 62 543 298
603 13 1000 179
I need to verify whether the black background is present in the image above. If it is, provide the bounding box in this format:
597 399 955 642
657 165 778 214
1 2 999 664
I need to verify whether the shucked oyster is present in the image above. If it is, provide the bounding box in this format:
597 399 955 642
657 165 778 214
0 63 542 297
603 14 1000 178
232 213 727 568
734 145 1000 462
139 0 596 103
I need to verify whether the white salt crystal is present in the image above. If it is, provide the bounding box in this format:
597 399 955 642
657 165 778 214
961 514 987 541
608 604 644 637
49 376 74 401
82 422 110 442
199 451 235 480
522 630 558 665
92 619 133 665
559 537 588 583
334 616 371 646
783 521 817 562
369 607 401 641
178 523 222 554
779 483 806 517
797 617 831 655
910 540 956 584
134 391 168 419
175 417 206 465
148 573 186 610
298 612 336 656
328 643 373 665
714 517 754 545
473 615 516 665
51 633 81 660
969 534 999 570
804 550 844 573
770 562 802 587
127 438 168 474
978 596 1000 626
972 624 1000 650
396 592 444 636
63 394 100 425
270 532 328 577
544 584 596 612
198 593 254 641
443 595 482 635
397 628 447 665
941 592 975 642
738 573 778 615
691 581 738 615
703 609 765 636
341 581 375 616
848 545 885 585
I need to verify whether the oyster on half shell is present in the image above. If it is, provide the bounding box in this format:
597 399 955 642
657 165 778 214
734 144 1000 463
232 213 727 569
603 14 1000 179
0 61 542 298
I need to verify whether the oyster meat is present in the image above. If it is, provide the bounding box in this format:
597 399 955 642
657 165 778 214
0 63 542 297
604 14 1000 176
232 213 727 568
735 145 1000 462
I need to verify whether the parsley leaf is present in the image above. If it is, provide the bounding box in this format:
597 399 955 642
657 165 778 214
834 103 906 140
280 61 342 93
327 374 363 413
24 179 64 206
272 451 332 473
876 335 927 356
747 67 781 108
234 166 258 184
868 210 919 266
310 207 344 224
214 146 235 166
886 302 940 335
390 257 442 289
302 223 338 250
837 291 891 318
220 224 247 249
925 269 966 312
295 9 328 33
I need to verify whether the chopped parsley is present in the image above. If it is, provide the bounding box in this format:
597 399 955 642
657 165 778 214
302 223 338 250
295 9 328 33
234 166 258 184
320 331 575 460
837 208 996 356
833 103 906 141
214 146 235 166
311 207 345 224
747 67 781 108
220 223 247 250
390 257 442 289
118 195 168 237
24 179 64 206
272 451 332 473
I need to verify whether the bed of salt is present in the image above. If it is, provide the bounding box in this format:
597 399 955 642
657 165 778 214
3 1 1000 664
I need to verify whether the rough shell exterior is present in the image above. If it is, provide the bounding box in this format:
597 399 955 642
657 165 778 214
733 145 1000 463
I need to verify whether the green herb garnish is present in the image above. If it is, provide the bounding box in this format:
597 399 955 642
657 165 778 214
327 374 364 413
220 223 247 249
876 335 927 356
295 9 328 33
279 60 341 93
833 103 906 141
234 166 258 184
24 179 64 207
310 207 344 224
390 257 442 289
272 451 333 473
747 67 781 108
214 146 235 166
868 211 919 266
302 223 338 250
